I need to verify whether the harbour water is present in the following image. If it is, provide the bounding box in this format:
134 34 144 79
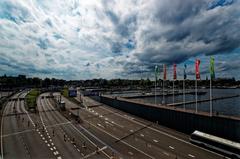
129 89 240 117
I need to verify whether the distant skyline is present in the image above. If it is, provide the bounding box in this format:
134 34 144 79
0 0 240 80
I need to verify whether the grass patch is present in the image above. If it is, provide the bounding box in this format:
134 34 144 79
62 87 68 97
26 88 40 110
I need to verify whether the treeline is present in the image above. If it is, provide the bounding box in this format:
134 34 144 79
0 74 239 90
0 74 66 89
69 78 240 89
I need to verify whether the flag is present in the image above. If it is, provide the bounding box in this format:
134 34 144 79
210 56 215 80
155 65 160 80
184 64 187 79
173 64 177 80
163 64 167 80
195 59 201 80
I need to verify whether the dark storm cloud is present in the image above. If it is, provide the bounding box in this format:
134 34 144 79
134 0 240 66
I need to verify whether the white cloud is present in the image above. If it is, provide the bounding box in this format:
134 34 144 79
0 0 240 79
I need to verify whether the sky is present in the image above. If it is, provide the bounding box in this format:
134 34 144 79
0 0 240 80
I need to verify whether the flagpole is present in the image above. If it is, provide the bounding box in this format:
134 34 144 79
210 76 212 116
195 79 198 113
155 76 156 105
183 79 185 110
162 64 165 104
173 80 174 104
162 78 164 104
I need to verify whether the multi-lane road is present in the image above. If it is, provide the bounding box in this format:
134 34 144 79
0 91 227 159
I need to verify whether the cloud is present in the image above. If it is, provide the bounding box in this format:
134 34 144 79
0 0 239 80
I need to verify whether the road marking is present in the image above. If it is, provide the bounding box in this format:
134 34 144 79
82 146 108 159
163 152 169 156
153 139 158 143
1 102 11 159
140 134 144 137
128 151 133 155
86 120 155 159
169 146 174 150
188 154 195 158
1 128 36 138
99 106 225 158
57 157 62 159
97 123 104 128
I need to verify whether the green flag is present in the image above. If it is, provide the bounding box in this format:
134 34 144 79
210 56 215 80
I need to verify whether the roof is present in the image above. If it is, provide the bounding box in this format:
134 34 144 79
193 130 240 150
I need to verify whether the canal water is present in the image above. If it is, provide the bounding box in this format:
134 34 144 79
129 89 240 117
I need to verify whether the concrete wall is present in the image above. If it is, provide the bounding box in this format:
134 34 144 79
100 96 240 142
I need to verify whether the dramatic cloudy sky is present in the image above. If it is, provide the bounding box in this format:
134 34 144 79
0 0 240 80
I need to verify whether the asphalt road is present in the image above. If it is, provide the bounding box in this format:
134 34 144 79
0 91 228 159
65 93 225 159
37 93 114 159
1 92 54 159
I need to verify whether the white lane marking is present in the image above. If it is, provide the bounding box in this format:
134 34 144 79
140 134 144 137
2 128 37 138
57 157 62 159
128 151 133 155
97 123 104 128
130 129 134 132
153 139 158 143
99 106 225 157
163 152 169 156
81 146 108 159
86 120 155 159
169 146 174 150
1 102 10 159
188 154 195 158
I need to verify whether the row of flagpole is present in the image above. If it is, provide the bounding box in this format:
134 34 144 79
154 56 215 116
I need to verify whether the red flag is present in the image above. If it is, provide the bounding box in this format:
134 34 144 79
163 64 167 80
195 59 201 80
173 64 177 80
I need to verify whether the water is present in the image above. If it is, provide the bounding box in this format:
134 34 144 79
130 89 240 117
